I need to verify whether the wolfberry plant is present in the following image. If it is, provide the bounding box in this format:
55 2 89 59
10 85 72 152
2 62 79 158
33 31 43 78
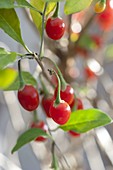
0 0 113 169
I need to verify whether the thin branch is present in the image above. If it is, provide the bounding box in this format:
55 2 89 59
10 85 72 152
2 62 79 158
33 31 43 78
55 143 71 169
46 121 71 169
39 2 48 59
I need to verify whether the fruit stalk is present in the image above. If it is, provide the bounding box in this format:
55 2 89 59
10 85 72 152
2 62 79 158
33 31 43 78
18 59 25 89
39 2 48 59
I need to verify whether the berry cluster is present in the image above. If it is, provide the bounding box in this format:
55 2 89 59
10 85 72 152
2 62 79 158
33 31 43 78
17 74 83 141
17 16 83 141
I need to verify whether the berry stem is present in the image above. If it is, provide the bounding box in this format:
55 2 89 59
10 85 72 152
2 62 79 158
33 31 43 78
42 57 67 90
18 59 25 89
51 141 59 170
45 121 70 169
48 69 61 105
53 2 59 18
54 71 61 105
39 2 48 59
33 110 38 122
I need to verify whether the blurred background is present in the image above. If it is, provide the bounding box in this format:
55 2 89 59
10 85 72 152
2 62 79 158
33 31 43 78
1 0 113 169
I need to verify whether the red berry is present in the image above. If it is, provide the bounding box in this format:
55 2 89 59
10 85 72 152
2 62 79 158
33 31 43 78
31 121 48 142
70 98 75 109
41 95 54 118
49 100 71 125
69 130 80 137
54 85 74 105
76 98 83 110
18 85 39 111
70 98 83 110
46 17 65 40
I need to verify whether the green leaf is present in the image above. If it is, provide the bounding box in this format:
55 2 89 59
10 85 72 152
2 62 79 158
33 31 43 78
5 71 37 91
60 109 112 133
0 0 15 8
0 0 38 12
42 0 62 2
0 68 17 90
30 0 56 35
15 0 42 13
12 128 50 154
16 0 36 8
0 48 17 70
0 9 25 46
64 0 93 15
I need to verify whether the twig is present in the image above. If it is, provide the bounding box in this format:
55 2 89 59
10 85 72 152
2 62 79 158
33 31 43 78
45 121 71 169
39 2 48 59
55 143 71 169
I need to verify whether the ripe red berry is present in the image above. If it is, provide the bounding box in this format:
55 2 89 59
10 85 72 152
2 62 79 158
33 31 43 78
18 85 39 111
41 95 54 118
46 17 65 40
54 85 74 105
31 121 48 142
49 100 71 125
70 98 75 109
70 98 83 110
68 130 80 137
76 98 83 110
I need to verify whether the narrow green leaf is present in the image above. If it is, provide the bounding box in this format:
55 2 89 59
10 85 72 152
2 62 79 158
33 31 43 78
0 0 42 16
42 0 62 2
60 109 112 133
15 0 42 13
0 0 15 8
0 9 25 46
12 128 50 154
30 0 56 36
0 48 17 70
0 48 7 54
0 68 17 90
64 0 93 15
16 0 36 8
5 71 37 91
